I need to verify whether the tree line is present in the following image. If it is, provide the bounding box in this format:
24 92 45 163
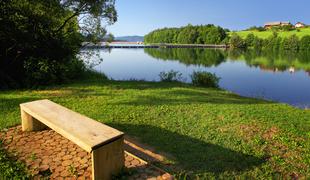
230 33 310 51
144 24 228 45
144 24 310 52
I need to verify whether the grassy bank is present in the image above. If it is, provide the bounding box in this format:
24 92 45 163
0 75 309 178
232 27 310 39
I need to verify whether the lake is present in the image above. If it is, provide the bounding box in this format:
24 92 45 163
82 48 310 108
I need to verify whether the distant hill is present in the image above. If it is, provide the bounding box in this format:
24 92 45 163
115 36 144 42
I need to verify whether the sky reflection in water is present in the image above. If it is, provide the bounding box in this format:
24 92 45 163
86 48 310 108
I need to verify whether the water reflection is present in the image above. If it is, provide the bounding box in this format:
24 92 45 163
144 48 226 67
88 48 310 108
145 48 310 74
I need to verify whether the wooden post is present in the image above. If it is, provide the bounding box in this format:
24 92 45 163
91 136 124 180
21 109 46 131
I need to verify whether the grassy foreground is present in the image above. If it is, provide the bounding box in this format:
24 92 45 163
0 74 309 179
232 27 310 39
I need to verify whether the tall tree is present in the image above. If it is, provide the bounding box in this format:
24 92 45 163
0 0 117 88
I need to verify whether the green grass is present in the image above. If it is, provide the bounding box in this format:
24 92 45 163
0 140 29 179
231 27 310 39
0 75 309 178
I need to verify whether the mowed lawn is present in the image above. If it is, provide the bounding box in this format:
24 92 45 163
1 76 309 178
232 27 310 39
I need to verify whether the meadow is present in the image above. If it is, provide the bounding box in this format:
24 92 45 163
1 73 309 178
232 27 310 39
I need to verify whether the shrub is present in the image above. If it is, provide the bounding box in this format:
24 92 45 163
264 32 282 51
23 57 85 87
0 0 117 89
253 37 264 50
229 33 246 49
221 36 230 45
299 35 310 51
282 25 294 31
245 33 255 47
0 1 83 88
270 25 294 32
281 35 299 51
245 26 265 32
191 71 220 88
159 70 183 82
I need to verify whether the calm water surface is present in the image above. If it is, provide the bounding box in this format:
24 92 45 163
83 48 310 108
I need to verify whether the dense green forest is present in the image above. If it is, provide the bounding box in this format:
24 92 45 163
144 24 228 44
0 0 117 89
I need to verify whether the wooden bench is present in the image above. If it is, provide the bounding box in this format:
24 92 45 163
20 99 124 180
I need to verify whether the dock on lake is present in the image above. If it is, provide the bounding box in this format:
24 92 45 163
83 43 229 49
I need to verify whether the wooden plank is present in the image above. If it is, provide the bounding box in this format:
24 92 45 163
92 136 124 180
21 109 47 131
20 99 124 152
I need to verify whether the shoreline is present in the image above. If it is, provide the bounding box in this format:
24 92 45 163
82 42 229 49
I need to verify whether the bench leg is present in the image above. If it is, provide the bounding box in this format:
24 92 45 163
21 109 46 131
91 136 124 180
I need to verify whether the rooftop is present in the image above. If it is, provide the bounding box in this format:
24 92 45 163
264 21 290 26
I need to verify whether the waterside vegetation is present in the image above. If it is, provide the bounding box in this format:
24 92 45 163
233 27 310 39
144 25 310 51
0 0 117 89
144 24 228 45
230 32 310 51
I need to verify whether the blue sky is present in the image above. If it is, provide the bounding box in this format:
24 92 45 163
107 0 310 37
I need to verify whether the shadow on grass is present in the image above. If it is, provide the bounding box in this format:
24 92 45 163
0 96 39 112
105 82 271 106
72 80 271 106
110 123 265 175
0 80 272 108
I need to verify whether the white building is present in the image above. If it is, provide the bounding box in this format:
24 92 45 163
295 22 306 28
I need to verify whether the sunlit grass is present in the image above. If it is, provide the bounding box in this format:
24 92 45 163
0 74 309 178
231 27 310 39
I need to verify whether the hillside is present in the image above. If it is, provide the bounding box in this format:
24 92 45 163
232 27 310 39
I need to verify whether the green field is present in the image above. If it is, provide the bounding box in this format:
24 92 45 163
231 27 310 39
0 73 309 178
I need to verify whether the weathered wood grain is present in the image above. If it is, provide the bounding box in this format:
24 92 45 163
20 99 124 152
92 136 124 180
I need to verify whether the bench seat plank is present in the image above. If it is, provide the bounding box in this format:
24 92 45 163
20 99 123 152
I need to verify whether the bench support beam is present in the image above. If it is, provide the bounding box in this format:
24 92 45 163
92 136 124 180
21 110 46 131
